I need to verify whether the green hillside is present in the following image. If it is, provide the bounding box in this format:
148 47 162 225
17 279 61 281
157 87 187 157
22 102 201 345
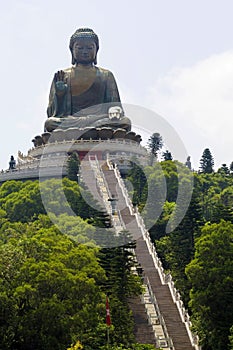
0 178 155 350
126 158 233 350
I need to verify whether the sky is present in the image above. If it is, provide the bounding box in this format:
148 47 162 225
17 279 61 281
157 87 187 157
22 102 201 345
1 0 233 171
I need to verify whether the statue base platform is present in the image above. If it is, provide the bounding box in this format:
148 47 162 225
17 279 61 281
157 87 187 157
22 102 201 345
0 129 148 183
32 127 142 147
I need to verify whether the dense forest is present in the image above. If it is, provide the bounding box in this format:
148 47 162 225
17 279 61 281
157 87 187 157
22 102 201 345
127 142 233 350
0 178 156 350
0 144 233 350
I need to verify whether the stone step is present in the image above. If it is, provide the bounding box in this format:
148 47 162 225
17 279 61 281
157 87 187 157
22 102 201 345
129 297 156 345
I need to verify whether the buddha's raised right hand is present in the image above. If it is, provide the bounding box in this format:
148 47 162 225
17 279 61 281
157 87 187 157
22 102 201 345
54 70 67 97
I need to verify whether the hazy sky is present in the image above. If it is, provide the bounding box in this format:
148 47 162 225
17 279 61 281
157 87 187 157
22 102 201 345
1 0 233 170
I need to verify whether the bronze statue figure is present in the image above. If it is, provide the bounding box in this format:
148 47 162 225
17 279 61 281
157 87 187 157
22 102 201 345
45 28 131 132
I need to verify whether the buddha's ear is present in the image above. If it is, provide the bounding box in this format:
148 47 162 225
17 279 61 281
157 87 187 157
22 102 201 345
71 52 76 65
94 46 98 65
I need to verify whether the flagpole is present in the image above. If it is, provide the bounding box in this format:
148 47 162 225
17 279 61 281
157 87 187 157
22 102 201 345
106 295 111 348
107 326 110 349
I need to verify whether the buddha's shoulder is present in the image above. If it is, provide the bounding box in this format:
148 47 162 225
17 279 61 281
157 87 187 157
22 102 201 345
57 66 114 77
96 67 114 76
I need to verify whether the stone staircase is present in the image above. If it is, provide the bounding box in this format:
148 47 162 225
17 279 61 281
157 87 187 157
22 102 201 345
81 158 199 350
129 296 157 345
136 238 194 350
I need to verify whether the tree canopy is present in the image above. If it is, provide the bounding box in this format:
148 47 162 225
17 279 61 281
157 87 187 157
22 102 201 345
186 220 233 350
147 132 163 157
0 179 144 349
199 148 214 173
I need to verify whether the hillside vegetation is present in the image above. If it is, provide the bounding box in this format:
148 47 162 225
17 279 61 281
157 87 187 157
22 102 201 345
127 158 233 350
0 179 151 350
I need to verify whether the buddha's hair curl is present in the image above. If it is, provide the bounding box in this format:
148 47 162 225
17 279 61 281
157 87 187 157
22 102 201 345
69 28 99 65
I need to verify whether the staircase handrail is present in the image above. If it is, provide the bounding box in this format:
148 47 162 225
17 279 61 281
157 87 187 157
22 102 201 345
109 160 135 216
88 156 112 214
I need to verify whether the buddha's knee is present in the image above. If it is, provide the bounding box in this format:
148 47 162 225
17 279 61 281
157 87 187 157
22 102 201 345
44 117 62 132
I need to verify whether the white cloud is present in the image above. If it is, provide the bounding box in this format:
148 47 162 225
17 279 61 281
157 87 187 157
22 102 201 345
147 51 233 169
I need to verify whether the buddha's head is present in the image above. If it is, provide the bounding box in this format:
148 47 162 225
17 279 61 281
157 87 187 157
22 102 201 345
70 28 99 65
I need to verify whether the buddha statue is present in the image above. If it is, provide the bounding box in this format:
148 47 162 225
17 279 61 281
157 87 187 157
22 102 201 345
44 28 131 132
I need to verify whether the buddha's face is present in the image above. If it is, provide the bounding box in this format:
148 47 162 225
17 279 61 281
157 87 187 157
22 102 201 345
72 38 97 65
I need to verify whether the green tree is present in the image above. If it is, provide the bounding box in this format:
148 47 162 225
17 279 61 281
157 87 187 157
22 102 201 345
217 163 230 175
143 168 166 230
197 171 233 222
147 132 163 157
229 325 233 350
160 160 178 201
219 186 233 207
0 180 24 198
230 161 233 173
67 152 80 182
162 150 173 161
126 161 147 206
149 201 175 241
0 221 106 350
0 181 46 222
0 179 109 228
199 148 214 173
48 213 96 244
186 220 233 350
99 231 143 347
156 187 202 305
211 202 233 224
